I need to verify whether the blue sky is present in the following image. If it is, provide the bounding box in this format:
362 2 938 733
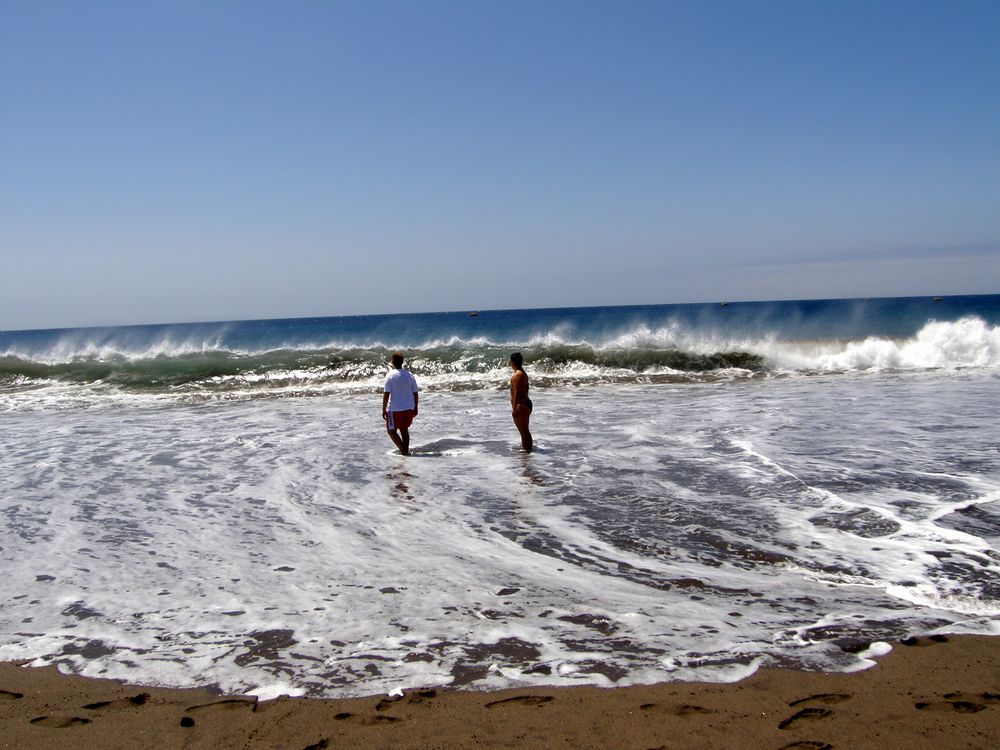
2 0 998 329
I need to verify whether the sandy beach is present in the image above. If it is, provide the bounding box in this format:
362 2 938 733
1 634 996 749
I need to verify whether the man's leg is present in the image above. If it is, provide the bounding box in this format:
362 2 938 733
399 428 410 456
386 424 406 453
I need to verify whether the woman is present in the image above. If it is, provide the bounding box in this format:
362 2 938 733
509 352 533 452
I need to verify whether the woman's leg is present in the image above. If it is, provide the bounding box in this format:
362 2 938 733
512 405 533 451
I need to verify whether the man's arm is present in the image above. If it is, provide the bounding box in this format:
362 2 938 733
413 391 418 416
382 392 390 419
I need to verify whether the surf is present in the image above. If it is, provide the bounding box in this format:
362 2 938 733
0 320 998 405
1 296 998 411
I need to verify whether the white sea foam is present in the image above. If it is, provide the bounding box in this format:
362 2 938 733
3 317 997 375
842 641 893 672
0 368 997 697
764 317 1000 372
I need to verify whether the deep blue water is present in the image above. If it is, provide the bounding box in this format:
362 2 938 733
5 294 999 351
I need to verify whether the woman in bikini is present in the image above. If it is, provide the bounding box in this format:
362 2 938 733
509 352 533 452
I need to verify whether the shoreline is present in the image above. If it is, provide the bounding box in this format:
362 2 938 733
1 635 997 749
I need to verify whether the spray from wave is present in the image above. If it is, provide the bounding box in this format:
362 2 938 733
765 317 1000 372
1 317 997 410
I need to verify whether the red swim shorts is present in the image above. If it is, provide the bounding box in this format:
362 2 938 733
387 409 415 430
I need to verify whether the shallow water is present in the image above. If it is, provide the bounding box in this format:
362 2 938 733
1 368 997 698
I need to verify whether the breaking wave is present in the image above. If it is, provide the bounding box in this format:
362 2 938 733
1 317 997 408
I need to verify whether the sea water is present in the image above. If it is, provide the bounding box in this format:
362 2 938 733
1 295 998 698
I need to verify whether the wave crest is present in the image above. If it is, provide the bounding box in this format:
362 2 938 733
1 318 997 407
768 317 1000 372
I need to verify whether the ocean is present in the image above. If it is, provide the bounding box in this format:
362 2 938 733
1 295 998 699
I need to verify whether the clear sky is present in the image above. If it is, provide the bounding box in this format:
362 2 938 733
2 0 998 330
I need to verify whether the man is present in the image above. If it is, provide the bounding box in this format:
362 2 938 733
382 352 419 455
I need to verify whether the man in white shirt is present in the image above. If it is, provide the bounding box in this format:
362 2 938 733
382 352 419 455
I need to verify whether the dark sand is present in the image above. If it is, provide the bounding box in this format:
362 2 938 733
1 635 997 749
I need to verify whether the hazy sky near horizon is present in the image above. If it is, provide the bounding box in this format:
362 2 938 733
2 0 998 330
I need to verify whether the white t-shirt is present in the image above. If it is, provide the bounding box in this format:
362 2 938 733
383 368 419 412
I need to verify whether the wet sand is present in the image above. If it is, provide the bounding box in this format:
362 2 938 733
0 634 997 749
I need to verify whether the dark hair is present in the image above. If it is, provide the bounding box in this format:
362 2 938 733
391 352 404 367
509 352 523 369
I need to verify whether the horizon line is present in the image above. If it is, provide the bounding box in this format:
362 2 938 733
3 291 997 336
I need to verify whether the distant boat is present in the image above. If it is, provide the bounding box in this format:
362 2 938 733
468 311 480 317
932 297 943 303
719 302 729 307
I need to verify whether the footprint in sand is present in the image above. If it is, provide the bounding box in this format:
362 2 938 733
186 698 258 713
945 691 1000 704
333 711 402 725
181 697 258 726
484 695 553 708
1 690 24 700
639 703 715 716
30 716 93 728
788 693 851 708
778 692 850 731
900 635 949 647
83 692 150 710
407 688 439 704
915 692 999 714
778 742 833 750
777 707 832 730
375 688 439 714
